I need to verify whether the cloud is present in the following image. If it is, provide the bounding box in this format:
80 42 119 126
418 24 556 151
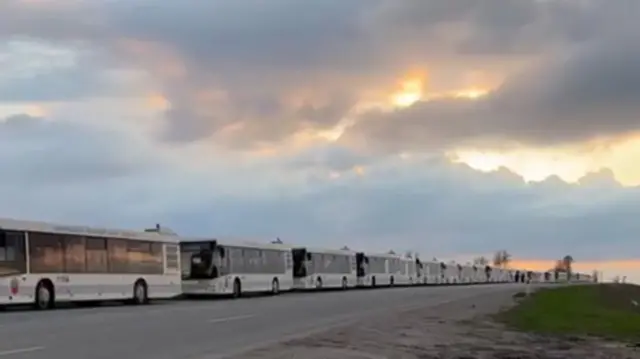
1 114 637 263
0 0 639 283
343 24 640 152
0 113 158 186
4 0 633 148
0 39 153 102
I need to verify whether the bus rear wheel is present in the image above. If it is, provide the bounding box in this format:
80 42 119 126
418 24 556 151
34 280 54 310
232 279 242 298
133 280 148 305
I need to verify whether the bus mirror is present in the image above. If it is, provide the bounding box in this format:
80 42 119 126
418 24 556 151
218 247 225 258
0 230 5 247
306 253 312 260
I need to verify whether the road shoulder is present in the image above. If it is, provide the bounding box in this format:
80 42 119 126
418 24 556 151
227 286 639 359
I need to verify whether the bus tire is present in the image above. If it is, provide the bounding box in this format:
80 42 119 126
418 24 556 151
34 279 54 310
341 277 348 290
232 278 242 298
133 279 148 305
271 278 279 295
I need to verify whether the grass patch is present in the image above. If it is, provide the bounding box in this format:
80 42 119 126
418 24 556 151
498 284 640 342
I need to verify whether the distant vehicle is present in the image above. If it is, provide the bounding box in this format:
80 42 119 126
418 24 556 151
461 265 476 284
419 260 443 284
391 255 418 286
291 246 357 290
0 218 182 310
180 239 293 297
355 251 417 287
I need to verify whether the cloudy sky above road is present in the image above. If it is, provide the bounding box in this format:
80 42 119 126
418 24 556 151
1 0 639 275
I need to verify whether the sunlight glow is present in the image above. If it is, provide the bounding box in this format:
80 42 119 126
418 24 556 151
391 78 423 108
453 88 489 100
389 74 490 108
450 135 640 187
451 149 591 184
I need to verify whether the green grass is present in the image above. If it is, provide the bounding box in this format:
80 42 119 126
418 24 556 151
498 284 640 341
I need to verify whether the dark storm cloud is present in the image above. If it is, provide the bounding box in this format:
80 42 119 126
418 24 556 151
1 0 628 148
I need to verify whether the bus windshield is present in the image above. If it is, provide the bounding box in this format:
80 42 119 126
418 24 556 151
182 241 224 280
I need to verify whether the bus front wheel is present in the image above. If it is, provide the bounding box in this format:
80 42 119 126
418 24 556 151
34 280 54 310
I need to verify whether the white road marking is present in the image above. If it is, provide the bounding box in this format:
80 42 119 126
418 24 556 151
0 346 44 356
208 314 255 324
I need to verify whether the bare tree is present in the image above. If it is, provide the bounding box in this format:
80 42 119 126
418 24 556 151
492 250 511 268
474 256 489 266
562 255 574 277
554 260 564 271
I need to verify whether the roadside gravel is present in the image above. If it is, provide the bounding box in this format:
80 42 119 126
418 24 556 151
229 287 640 359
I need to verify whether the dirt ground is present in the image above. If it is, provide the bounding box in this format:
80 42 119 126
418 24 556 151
230 288 640 359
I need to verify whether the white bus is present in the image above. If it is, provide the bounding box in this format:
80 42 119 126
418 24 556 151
414 257 428 285
442 263 462 284
355 252 395 287
460 265 475 284
181 239 294 297
420 260 443 284
0 218 182 310
389 255 417 286
291 247 357 290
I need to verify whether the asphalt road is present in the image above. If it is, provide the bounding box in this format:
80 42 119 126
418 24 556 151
0 284 531 359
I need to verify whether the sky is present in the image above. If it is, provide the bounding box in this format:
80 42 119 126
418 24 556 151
1 0 639 282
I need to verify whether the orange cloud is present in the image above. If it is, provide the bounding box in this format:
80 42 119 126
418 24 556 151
116 39 186 80
145 94 170 111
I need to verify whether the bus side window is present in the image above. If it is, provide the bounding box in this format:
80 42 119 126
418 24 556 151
107 238 128 273
63 235 86 273
86 237 108 273
29 232 64 274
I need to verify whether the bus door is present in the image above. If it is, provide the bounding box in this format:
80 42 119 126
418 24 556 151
291 248 308 278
